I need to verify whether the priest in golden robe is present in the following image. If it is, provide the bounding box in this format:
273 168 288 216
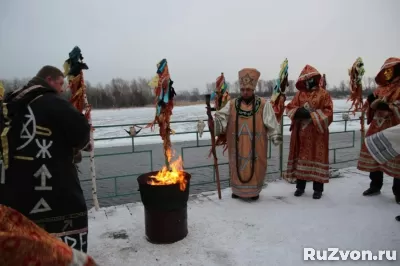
213 68 282 200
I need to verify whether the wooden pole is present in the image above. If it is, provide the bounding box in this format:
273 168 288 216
205 94 222 199
80 72 100 211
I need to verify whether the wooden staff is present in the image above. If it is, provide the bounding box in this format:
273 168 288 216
270 59 288 179
205 94 222 199
360 99 366 143
0 80 4 101
163 122 172 170
348 57 366 144
145 60 177 171
81 74 100 211
271 58 288 122
320 74 327 89
64 47 100 211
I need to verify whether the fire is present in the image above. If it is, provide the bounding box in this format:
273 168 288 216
147 151 187 191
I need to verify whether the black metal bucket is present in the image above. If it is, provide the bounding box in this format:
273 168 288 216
137 171 191 244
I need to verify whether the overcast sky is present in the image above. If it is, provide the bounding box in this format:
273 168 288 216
0 0 399 91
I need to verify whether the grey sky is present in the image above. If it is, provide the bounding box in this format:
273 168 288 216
0 0 399 92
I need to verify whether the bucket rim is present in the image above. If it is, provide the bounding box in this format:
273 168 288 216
137 171 191 187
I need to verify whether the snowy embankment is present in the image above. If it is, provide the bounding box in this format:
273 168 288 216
88 167 400 266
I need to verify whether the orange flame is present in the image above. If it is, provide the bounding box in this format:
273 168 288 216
147 151 187 191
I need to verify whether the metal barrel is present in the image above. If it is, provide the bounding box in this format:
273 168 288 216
137 171 191 244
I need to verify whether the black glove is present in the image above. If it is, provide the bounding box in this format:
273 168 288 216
376 102 391 111
367 93 377 104
294 107 311 119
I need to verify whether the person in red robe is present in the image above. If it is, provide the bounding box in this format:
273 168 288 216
285 65 333 199
365 123 400 222
358 57 400 204
0 204 98 265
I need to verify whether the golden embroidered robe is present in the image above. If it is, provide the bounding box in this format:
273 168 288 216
214 96 282 197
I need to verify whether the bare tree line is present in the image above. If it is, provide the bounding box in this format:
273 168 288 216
203 77 377 99
1 76 378 109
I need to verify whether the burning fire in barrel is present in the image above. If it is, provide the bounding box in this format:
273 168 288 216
137 154 191 244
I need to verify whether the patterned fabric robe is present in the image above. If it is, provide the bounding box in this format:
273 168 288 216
214 96 282 197
365 124 400 165
285 65 333 183
357 57 400 178
0 205 97 266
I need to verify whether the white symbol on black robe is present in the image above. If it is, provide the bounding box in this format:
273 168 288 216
30 198 52 214
34 164 52 191
17 105 37 150
36 139 53 159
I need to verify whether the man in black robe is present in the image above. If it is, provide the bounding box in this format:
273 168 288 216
0 65 91 252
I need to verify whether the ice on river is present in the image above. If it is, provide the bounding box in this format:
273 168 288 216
91 99 365 148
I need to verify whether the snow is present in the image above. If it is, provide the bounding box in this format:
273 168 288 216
88 167 400 265
91 99 365 148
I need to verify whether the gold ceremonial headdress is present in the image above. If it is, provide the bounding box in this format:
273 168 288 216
238 68 260 90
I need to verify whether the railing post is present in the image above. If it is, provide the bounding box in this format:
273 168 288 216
181 147 185 166
268 139 272 158
213 165 216 182
150 150 153 171
279 116 284 178
333 149 336 164
114 177 117 197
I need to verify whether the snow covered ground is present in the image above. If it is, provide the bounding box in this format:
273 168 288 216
91 99 364 148
88 167 400 265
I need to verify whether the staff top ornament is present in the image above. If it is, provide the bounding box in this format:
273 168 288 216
63 46 89 81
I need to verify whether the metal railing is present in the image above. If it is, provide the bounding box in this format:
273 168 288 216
81 111 361 203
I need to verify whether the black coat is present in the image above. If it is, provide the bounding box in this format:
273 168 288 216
0 77 90 222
